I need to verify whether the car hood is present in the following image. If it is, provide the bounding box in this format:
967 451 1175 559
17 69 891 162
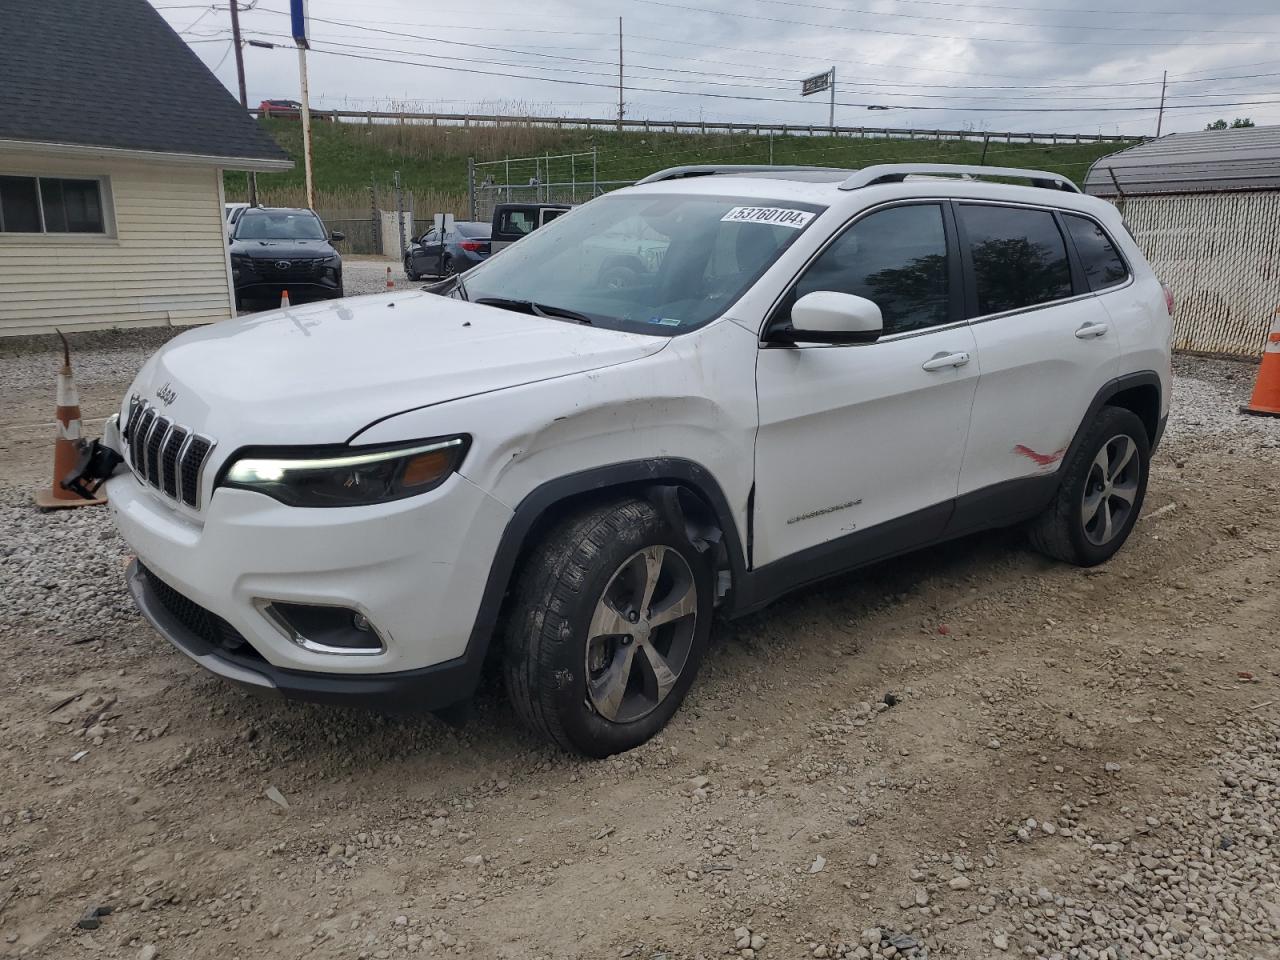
230 238 338 259
126 291 667 446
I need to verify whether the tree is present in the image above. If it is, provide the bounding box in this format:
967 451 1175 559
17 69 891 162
1206 118 1255 130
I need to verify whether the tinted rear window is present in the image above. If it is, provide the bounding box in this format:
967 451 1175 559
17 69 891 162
1063 214 1128 292
457 222 490 238
959 204 1072 316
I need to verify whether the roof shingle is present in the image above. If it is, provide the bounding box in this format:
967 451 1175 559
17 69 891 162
1084 125 1280 197
0 0 290 166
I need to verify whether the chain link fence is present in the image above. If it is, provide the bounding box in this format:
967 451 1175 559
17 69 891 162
469 149 634 223
1119 191 1280 357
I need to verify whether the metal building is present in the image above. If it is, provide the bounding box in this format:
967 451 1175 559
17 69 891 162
1084 126 1280 357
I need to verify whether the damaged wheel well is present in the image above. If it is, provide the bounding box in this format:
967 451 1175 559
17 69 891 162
468 460 746 674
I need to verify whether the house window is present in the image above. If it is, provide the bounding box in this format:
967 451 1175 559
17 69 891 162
0 176 107 234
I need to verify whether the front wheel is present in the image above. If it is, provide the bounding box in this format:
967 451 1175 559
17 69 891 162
1028 406 1150 566
405 259 420 281
503 498 712 757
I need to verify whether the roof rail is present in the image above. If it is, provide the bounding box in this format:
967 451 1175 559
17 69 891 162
840 163 1081 193
635 164 849 185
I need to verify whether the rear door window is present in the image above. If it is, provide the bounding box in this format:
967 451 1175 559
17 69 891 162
1063 214 1129 292
958 204 1072 316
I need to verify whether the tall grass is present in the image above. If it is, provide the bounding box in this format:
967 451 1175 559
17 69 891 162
226 114 1124 218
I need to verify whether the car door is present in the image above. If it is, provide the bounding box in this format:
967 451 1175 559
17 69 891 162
437 227 456 274
412 229 436 274
753 201 981 568
953 202 1121 508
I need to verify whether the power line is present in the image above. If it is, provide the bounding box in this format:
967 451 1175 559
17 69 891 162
290 44 1280 114
750 0 1276 36
817 0 1274 18
247 29 1280 107
631 0 1271 46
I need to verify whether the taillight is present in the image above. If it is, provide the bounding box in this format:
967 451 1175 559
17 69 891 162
1161 282 1174 316
460 241 483 252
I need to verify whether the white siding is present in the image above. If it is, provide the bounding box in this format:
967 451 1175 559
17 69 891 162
0 151 233 337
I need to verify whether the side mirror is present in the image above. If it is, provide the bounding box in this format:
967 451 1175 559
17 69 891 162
783 291 883 345
330 231 346 242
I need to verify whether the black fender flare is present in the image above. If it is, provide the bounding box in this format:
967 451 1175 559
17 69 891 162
1064 371 1164 470
459 458 747 680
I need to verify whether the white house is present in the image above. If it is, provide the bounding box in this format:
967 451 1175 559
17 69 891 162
0 0 291 337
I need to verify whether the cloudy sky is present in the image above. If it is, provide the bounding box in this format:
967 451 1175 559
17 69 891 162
153 0 1280 138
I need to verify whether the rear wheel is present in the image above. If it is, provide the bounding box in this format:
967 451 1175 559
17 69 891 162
1028 406 1150 566
502 498 712 757
442 256 458 277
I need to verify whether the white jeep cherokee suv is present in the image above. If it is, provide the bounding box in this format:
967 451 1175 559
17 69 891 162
98 163 1171 757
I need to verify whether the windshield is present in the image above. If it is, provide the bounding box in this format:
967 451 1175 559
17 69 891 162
458 193 824 334
236 211 326 241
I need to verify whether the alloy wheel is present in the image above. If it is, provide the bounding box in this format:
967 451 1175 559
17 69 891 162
1081 434 1140 546
584 545 699 724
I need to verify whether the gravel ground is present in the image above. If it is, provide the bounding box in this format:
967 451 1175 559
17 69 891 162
1 338 1279 959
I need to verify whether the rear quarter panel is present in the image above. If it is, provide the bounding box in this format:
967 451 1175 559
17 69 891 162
1100 209 1174 418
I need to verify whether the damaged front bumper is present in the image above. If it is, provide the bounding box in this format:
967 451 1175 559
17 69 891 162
61 414 125 500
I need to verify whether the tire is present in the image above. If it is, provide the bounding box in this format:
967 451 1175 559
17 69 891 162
442 256 457 277
405 259 419 282
1028 405 1150 566
502 498 713 757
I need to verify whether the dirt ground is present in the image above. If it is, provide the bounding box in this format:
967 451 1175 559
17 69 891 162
2 330 1279 960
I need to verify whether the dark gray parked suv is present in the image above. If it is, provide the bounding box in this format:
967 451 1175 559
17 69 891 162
229 207 344 308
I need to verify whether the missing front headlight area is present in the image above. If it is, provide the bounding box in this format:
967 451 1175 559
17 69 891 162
255 599 387 655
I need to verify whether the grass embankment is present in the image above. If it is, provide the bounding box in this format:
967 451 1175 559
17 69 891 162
227 118 1126 217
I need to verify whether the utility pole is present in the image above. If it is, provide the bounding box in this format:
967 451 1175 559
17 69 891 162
1155 70 1168 138
228 1 257 205
617 17 624 132
297 41 315 210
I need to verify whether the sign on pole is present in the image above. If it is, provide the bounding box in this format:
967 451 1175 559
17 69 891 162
290 0 309 47
800 67 836 130
801 69 833 97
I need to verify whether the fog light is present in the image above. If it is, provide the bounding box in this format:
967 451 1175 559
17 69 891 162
254 600 385 655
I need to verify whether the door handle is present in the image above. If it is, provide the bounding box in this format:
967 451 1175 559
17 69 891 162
921 351 971 372
1075 321 1109 339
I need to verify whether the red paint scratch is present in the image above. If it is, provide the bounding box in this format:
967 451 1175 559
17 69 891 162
1013 444 1066 466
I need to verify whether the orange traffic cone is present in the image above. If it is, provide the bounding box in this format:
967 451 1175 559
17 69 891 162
35 332 106 510
280 289 291 308
1241 306 1280 418
386 267 394 290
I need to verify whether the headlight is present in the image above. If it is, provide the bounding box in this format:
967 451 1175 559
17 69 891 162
220 436 468 507
230 254 255 270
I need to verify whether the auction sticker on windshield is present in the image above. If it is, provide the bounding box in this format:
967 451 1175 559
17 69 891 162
721 206 815 229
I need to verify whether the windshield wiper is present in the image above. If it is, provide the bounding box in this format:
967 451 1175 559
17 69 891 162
474 297 593 325
424 273 469 300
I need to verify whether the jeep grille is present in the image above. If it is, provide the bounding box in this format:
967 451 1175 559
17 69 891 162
121 396 215 509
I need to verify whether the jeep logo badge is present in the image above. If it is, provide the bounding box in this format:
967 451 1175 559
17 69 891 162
156 382 178 406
